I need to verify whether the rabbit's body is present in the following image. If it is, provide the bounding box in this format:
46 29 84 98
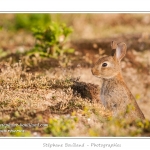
101 72 144 119
92 41 145 120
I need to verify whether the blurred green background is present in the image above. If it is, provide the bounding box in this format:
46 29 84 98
1 13 150 39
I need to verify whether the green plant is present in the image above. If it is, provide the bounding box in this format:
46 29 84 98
27 21 74 59
14 14 51 30
45 117 77 136
0 49 8 58
10 126 31 137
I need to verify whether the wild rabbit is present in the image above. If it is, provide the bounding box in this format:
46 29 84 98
91 41 145 120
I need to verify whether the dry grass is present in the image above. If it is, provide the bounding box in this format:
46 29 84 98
0 60 149 137
0 61 112 136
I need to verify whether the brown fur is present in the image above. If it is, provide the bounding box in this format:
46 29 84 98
91 41 145 120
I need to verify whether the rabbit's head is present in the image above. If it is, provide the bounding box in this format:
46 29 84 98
91 41 127 79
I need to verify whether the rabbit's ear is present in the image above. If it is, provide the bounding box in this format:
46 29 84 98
111 41 117 50
111 41 117 56
115 42 127 61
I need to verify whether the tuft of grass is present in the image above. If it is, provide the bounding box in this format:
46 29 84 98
10 126 31 137
45 116 78 136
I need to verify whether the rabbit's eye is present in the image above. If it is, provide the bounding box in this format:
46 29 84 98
102 63 107 67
